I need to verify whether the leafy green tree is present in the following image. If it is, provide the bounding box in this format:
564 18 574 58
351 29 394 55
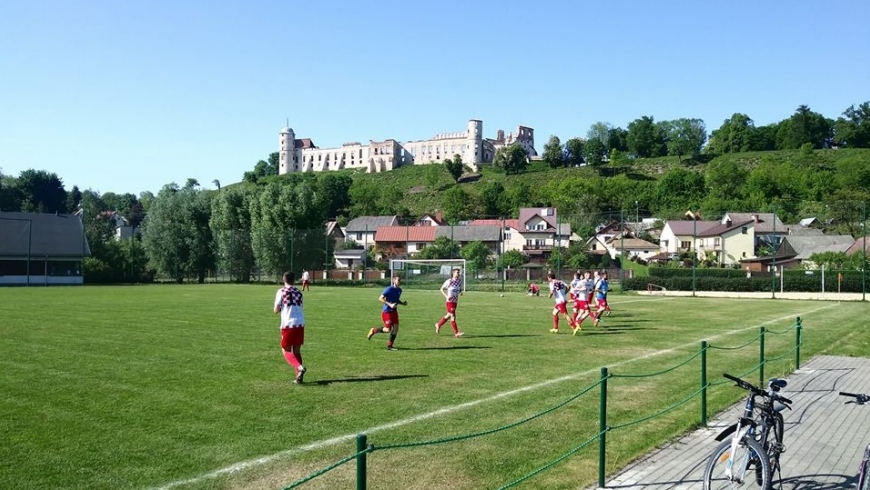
210 185 256 282
418 236 460 259
707 113 756 154
425 163 442 189
492 143 528 175
498 249 527 269
705 158 747 201
583 138 607 167
652 167 705 213
542 135 564 168
460 240 491 276
587 122 612 146
748 123 778 151
833 102 870 148
806 251 849 270
444 154 464 182
15 169 68 213
243 153 280 183
442 185 472 222
564 137 585 167
65 185 82 214
776 105 832 149
607 127 629 151
481 181 509 217
348 180 384 217
316 172 353 219
0 169 21 211
664 118 707 162
627 116 667 158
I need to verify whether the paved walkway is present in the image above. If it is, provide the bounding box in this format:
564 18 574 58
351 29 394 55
639 290 867 301
594 355 870 489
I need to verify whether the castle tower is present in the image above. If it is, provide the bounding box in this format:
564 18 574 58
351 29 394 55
466 119 483 167
279 126 296 175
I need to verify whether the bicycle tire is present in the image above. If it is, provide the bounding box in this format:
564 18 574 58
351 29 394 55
859 444 870 490
703 437 771 490
764 412 785 476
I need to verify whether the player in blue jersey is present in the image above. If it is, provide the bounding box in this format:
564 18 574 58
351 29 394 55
367 275 407 351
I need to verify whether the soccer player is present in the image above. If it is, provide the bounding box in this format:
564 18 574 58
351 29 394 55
435 268 465 337
570 271 591 334
273 271 306 384
547 272 575 333
301 269 311 291
527 283 540 296
592 271 611 327
367 275 407 351
587 270 600 315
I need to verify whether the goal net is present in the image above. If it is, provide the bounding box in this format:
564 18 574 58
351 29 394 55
389 259 467 291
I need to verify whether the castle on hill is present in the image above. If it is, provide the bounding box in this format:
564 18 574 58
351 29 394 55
278 119 537 175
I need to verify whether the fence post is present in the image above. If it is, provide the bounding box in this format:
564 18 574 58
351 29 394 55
700 340 708 427
599 367 608 488
795 317 802 369
356 433 367 490
759 326 766 386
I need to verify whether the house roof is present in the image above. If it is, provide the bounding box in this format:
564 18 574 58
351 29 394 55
294 138 317 149
609 238 660 250
435 225 502 242
665 220 719 235
798 217 820 227
468 219 520 229
346 216 399 232
723 213 786 234
696 220 754 238
414 213 446 226
845 236 870 255
375 226 436 242
787 226 823 236
518 207 557 230
334 249 366 259
0 212 91 257
325 221 345 237
777 235 855 259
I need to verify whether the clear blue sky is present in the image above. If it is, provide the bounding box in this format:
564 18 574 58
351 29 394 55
2 0 868 197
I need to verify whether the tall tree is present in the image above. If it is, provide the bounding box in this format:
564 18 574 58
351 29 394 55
460 240 491 276
441 185 472 222
65 185 82 214
583 138 607 168
492 143 528 175
607 127 629 152
15 169 67 213
627 116 667 158
316 172 353 219
210 185 255 282
542 135 564 169
586 122 612 146
707 113 756 154
833 102 870 148
564 137 585 167
664 118 707 162
444 154 464 182
481 181 509 217
776 105 832 149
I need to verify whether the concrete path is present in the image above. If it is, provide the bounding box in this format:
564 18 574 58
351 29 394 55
594 355 870 489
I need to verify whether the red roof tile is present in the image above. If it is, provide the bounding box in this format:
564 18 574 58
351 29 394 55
375 226 436 242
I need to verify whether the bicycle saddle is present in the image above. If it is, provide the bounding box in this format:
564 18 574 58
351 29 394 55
768 378 787 391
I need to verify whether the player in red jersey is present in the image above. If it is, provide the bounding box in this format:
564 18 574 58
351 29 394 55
435 268 465 337
569 270 591 334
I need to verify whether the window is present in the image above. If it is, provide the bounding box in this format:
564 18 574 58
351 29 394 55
662 240 669 249
525 239 533 246
742 227 748 234
416 243 426 250
680 240 691 250
714 238 721 247
504 231 511 240
356 232 363 240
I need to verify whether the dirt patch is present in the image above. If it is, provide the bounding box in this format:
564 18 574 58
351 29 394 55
409 185 426 193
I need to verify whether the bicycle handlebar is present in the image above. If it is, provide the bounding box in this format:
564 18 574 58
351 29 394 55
723 373 792 407
839 392 870 404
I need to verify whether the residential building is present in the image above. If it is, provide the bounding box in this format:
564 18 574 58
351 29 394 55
373 225 503 259
343 216 399 248
659 219 719 255
333 248 366 270
695 218 756 266
516 207 572 263
278 120 536 175
0 212 91 286
721 212 786 252
774 235 855 269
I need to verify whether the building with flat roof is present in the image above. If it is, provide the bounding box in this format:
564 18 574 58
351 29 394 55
278 119 536 175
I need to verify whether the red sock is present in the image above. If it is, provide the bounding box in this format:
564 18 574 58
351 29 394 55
553 316 559 329
283 351 301 369
450 320 458 334
436 318 446 328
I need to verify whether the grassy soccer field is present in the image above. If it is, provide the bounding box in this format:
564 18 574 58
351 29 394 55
1 285 868 490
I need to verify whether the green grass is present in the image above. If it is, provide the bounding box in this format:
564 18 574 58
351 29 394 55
1 285 868 490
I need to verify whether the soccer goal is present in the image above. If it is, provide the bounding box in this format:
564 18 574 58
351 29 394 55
389 258 467 291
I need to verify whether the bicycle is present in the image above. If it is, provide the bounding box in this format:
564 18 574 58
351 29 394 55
839 391 870 490
703 373 792 490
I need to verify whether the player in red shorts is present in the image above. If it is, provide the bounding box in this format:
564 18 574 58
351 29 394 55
367 275 407 350
435 268 465 337
592 271 611 326
301 269 311 291
273 271 306 384
569 270 591 334
547 272 575 333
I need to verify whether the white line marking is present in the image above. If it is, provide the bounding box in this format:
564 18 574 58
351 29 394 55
150 304 833 489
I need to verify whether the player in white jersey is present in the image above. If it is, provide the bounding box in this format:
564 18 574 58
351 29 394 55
547 272 576 333
273 271 307 384
569 271 591 334
435 268 465 337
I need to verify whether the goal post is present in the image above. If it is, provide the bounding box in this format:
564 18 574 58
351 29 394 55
389 258 467 291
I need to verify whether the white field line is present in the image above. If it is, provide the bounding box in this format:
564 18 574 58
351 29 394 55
150 303 833 490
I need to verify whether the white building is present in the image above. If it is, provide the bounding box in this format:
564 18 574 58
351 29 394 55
278 120 536 175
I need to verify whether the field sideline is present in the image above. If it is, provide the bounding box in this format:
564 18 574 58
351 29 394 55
1 285 868 490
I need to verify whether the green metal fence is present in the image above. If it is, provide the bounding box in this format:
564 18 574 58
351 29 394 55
277 317 805 489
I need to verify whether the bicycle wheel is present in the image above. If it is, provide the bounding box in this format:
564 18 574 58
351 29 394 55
703 437 771 490
762 413 785 477
859 445 870 490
